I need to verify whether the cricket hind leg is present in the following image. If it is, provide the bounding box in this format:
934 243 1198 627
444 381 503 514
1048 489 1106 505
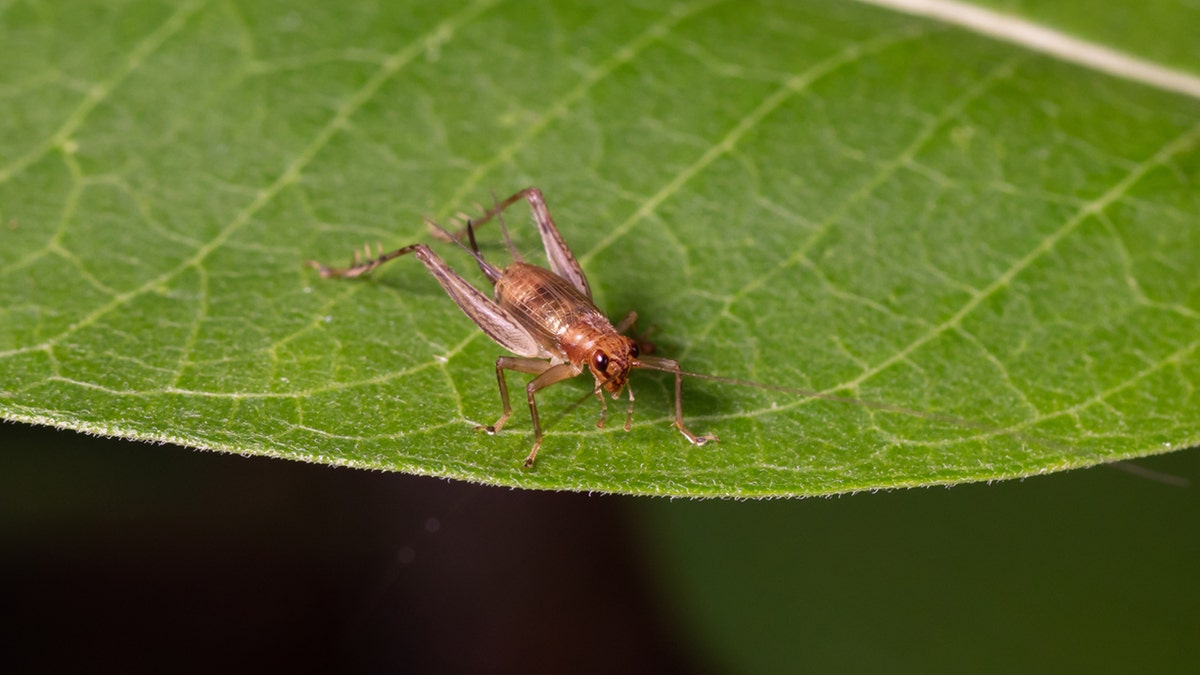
308 242 545 359
441 187 593 299
306 243 423 279
442 188 536 239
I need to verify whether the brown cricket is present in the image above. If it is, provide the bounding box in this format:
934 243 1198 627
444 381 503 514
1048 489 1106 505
307 187 717 467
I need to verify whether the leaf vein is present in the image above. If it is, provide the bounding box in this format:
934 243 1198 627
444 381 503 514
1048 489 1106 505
4 0 502 358
0 0 210 184
829 120 1200 398
577 27 933 269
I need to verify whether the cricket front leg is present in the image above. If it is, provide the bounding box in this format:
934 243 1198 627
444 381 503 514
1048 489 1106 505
521 362 583 468
614 311 658 356
613 311 638 334
482 356 554 434
636 355 719 446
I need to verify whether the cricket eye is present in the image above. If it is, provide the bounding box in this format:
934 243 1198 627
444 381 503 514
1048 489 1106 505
629 342 639 359
592 351 609 374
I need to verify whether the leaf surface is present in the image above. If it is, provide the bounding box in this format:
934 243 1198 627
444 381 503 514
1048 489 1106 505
2 0 1198 496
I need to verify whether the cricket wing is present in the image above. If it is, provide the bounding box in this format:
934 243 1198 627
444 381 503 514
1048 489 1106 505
411 245 548 358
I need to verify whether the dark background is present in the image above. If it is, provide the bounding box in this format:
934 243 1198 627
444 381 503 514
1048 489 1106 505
4 421 1198 674
3 422 700 674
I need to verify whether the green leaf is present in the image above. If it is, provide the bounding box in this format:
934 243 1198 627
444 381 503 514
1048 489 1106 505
2 0 1198 497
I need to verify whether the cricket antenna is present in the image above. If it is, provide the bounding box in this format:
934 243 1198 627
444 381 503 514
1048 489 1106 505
638 363 959 420
641 363 1190 487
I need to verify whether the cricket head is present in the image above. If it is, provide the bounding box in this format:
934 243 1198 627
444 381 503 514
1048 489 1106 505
587 335 640 396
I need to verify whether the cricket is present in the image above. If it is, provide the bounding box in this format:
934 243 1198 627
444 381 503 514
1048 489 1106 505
307 187 718 468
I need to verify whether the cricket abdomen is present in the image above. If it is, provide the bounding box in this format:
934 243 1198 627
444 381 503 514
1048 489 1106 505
495 262 612 351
